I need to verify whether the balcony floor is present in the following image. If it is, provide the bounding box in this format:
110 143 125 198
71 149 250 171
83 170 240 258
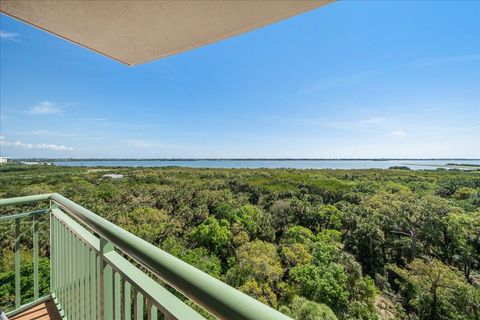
10 299 61 320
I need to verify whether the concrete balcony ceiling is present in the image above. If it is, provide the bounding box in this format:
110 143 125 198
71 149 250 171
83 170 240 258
0 0 333 66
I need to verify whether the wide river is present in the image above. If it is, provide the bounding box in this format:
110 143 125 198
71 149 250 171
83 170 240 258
52 159 480 170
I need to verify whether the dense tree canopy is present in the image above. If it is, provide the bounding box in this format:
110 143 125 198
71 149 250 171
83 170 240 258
0 164 479 319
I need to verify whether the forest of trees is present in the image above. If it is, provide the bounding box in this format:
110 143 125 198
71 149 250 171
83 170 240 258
0 164 479 319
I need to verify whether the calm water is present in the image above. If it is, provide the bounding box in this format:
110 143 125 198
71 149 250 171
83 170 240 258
52 159 480 170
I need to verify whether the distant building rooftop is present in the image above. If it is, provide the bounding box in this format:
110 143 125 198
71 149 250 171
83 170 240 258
102 173 124 179
0 157 13 164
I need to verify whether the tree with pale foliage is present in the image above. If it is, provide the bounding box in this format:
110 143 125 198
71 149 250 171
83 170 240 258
389 258 479 320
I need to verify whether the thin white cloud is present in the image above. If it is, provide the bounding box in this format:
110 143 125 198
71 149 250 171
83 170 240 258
69 117 160 129
407 54 480 70
265 116 387 130
0 30 21 42
27 101 62 115
389 130 407 137
14 130 52 136
359 117 385 124
0 136 75 151
13 130 88 138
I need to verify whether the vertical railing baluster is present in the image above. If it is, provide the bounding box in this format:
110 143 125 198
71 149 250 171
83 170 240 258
68 228 73 318
50 202 59 297
52 217 58 304
97 252 101 319
84 243 90 320
54 216 58 295
79 241 85 320
124 281 132 320
136 290 144 320
74 232 78 320
50 210 54 294
120 277 125 320
100 238 114 320
65 226 69 318
33 212 39 300
90 248 97 319
148 300 158 320
75 233 79 320
71 232 76 320
114 271 122 320
57 219 62 305
57 219 61 304
14 217 21 309
61 220 66 308
152 305 158 320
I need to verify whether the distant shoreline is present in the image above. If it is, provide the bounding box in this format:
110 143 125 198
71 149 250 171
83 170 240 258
13 158 480 162
4 159 479 171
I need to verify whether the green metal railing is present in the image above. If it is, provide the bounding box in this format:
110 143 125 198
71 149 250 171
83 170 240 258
0 193 292 320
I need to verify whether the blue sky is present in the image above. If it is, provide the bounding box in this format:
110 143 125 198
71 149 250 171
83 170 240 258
1 1 479 158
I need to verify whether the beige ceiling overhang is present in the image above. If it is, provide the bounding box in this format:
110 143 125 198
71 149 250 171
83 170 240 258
0 0 333 66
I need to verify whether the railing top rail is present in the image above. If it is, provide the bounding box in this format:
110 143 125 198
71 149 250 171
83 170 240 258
0 208 49 221
0 193 292 320
0 193 51 207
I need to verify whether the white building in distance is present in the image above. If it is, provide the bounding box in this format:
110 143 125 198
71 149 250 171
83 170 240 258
0 157 13 164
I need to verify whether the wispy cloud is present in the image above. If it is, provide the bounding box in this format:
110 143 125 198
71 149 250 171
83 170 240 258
14 130 53 136
389 130 407 137
70 117 160 129
359 117 385 125
265 115 386 130
303 54 479 95
27 101 62 115
0 135 75 151
407 54 480 70
0 30 21 42
13 130 95 139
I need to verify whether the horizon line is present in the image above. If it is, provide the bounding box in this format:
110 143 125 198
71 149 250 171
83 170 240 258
5 157 480 161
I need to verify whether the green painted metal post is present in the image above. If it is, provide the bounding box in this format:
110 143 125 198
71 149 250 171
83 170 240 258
74 233 78 319
135 290 143 320
90 249 97 319
124 281 132 320
84 244 90 320
60 220 65 307
79 240 85 320
68 228 73 318
114 272 121 320
56 219 61 301
57 219 61 304
101 238 114 320
50 201 59 294
15 218 21 309
33 213 39 300
147 300 158 320
50 211 54 293
97 253 101 319
151 305 158 320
